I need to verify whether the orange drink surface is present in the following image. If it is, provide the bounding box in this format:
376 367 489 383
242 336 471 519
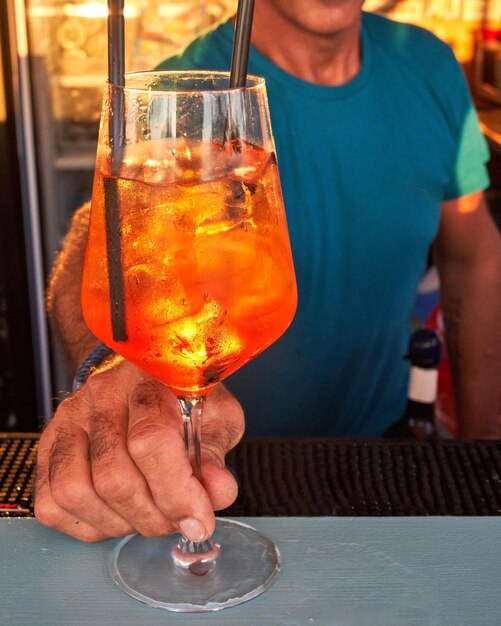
82 139 297 396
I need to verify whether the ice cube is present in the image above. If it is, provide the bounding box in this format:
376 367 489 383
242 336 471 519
195 178 253 236
125 263 188 326
121 139 191 185
163 300 242 369
226 140 271 183
194 230 257 293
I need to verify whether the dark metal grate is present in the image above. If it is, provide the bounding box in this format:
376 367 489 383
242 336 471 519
2 435 501 517
223 438 501 517
0 434 38 517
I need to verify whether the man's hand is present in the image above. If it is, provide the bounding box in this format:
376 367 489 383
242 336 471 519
35 358 244 542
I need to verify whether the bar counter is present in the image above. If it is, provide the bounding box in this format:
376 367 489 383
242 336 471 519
2 434 501 624
2 516 500 625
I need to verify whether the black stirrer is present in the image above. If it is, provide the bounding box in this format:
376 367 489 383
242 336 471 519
104 0 127 341
224 0 255 146
229 0 255 88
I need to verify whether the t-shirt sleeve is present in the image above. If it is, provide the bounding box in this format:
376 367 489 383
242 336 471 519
441 51 490 200
443 106 490 200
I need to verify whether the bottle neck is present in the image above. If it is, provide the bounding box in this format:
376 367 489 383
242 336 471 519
405 399 435 422
407 365 438 404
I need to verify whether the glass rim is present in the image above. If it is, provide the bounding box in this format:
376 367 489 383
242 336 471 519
106 70 266 95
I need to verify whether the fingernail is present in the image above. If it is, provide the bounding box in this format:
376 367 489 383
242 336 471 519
179 517 206 542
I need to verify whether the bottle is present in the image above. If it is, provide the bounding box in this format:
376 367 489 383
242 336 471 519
384 328 442 440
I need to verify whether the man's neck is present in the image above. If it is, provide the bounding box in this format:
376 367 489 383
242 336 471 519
249 3 362 86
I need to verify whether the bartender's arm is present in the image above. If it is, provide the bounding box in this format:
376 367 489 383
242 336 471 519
434 190 501 438
36 203 244 542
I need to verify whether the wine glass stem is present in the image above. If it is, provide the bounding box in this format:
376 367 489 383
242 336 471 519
175 396 219 570
178 396 204 481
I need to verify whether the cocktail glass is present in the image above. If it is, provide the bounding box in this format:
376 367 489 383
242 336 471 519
82 70 297 612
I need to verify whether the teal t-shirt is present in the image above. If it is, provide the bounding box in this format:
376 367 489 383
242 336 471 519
157 13 490 436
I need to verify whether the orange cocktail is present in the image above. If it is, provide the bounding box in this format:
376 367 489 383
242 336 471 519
82 70 296 612
82 138 297 395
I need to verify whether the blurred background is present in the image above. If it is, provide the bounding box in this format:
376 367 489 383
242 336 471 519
1 0 501 431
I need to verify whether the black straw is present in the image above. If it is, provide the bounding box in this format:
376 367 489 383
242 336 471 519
224 0 255 145
108 0 125 169
229 0 255 88
105 0 127 341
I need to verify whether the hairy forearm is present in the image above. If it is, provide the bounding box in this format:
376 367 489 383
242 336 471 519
439 256 501 438
47 202 97 372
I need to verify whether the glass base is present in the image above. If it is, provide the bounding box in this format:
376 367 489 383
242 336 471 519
109 518 281 612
